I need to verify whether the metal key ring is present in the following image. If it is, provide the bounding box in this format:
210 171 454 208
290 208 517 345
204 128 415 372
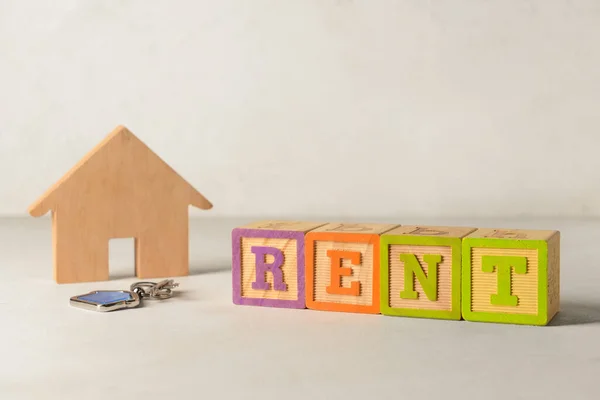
130 281 156 297
130 280 177 300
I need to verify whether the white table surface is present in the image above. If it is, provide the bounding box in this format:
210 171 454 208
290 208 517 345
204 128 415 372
1 216 599 399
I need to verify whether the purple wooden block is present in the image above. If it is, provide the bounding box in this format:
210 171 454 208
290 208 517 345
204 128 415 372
232 228 306 309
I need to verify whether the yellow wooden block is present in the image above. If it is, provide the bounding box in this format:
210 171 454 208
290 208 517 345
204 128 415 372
380 225 476 320
462 228 560 325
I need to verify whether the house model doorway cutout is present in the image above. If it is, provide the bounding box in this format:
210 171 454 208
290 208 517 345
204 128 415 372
109 237 136 280
27 125 213 284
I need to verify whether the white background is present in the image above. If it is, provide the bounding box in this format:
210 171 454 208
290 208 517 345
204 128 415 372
1 1 599 219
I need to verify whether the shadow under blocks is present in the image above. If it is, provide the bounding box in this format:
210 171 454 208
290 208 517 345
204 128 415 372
232 221 562 326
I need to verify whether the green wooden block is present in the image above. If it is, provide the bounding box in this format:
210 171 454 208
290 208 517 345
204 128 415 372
462 228 560 326
380 226 476 320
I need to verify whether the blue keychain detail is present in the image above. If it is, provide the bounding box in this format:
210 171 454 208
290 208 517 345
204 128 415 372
70 279 179 312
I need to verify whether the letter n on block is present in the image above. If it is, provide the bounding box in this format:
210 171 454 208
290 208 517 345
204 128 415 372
305 223 399 314
462 228 561 326
232 221 326 308
380 226 476 320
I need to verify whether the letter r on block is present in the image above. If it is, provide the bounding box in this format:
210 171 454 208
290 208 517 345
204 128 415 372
251 246 287 291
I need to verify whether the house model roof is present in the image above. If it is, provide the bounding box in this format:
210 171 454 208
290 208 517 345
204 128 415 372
28 125 212 217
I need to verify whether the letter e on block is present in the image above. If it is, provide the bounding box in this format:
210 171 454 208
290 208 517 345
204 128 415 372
305 223 400 314
232 221 326 308
462 228 560 325
380 226 476 320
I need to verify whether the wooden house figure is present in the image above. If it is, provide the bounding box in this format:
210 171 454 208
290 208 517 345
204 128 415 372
28 125 213 284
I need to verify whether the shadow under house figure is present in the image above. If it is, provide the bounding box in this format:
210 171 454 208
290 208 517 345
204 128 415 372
27 125 213 284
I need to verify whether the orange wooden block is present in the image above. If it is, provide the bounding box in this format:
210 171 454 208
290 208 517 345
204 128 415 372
27 125 213 284
305 223 399 314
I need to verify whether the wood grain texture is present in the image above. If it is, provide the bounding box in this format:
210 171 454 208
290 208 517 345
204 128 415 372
311 223 399 235
380 228 471 320
305 230 390 314
547 232 561 319
313 241 374 307
462 230 561 325
470 248 539 315
384 225 475 238
240 220 327 232
467 228 556 241
232 223 325 309
388 245 452 311
28 125 212 284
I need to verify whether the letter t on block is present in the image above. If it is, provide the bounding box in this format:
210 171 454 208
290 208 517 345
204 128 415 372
481 255 527 307
305 222 400 314
462 228 561 326
232 221 327 309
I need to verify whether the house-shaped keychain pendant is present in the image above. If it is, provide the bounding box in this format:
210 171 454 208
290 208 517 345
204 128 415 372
28 125 213 284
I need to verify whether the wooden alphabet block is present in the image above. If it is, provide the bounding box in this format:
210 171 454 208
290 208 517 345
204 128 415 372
380 226 476 320
305 223 400 314
462 228 560 325
232 220 326 309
